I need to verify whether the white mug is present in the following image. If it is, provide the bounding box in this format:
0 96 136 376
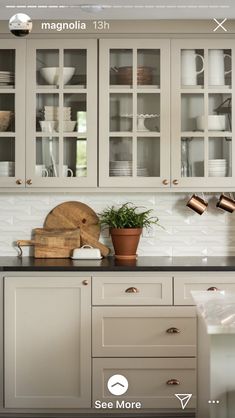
55 165 73 177
35 165 49 177
208 49 231 86
181 49 204 86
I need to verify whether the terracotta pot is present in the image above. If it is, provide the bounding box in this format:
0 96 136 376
110 228 142 260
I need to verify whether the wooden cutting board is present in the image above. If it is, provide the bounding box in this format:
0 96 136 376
44 201 110 257
17 228 81 258
44 201 100 238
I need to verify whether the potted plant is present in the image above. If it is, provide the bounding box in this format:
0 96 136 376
99 203 160 259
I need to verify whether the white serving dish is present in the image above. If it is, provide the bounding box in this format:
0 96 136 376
71 245 102 260
196 115 226 131
40 67 75 85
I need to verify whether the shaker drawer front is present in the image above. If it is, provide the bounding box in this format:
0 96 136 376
174 273 235 305
93 357 196 409
92 275 172 305
92 307 196 357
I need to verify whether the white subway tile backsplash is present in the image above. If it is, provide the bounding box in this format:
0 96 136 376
0 192 234 256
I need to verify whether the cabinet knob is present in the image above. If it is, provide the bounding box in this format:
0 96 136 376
16 179 23 185
125 287 139 293
207 286 219 291
166 327 180 334
166 379 180 386
26 179 32 185
162 179 169 185
82 280 89 286
172 179 179 185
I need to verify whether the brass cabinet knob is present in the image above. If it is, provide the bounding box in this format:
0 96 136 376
82 280 89 286
26 179 32 185
162 179 169 185
166 379 180 385
207 286 219 291
172 179 179 185
125 287 139 293
16 179 23 185
166 327 180 334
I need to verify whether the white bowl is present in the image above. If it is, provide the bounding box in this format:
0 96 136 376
196 115 226 131
40 67 75 85
63 121 76 132
39 120 58 132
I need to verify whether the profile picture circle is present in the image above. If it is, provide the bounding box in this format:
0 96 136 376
9 14 32 37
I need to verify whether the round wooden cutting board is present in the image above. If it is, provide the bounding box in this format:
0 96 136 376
44 201 100 239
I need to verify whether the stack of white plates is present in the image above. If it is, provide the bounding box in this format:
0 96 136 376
110 160 132 176
109 161 149 177
208 159 227 177
44 106 71 121
0 71 14 85
0 161 15 176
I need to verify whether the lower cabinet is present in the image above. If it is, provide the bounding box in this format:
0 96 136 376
4 276 91 408
93 357 196 409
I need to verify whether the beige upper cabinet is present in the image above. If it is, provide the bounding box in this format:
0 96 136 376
99 39 171 188
0 40 26 188
26 39 97 188
171 39 235 189
4 276 91 408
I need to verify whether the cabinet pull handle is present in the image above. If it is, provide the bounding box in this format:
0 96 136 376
173 179 179 185
82 280 89 286
26 179 32 185
16 179 23 185
162 179 169 185
125 287 139 293
166 327 180 334
166 379 180 385
207 286 219 291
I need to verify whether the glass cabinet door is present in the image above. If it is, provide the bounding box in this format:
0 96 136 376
26 39 97 187
0 41 25 187
171 40 235 189
99 39 170 188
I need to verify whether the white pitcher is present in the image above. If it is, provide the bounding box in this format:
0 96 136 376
208 49 231 86
181 49 204 86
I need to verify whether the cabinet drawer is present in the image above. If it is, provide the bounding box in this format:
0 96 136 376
92 307 196 357
174 273 235 305
93 357 196 409
92 275 172 305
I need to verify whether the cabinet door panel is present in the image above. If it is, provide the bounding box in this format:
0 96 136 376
4 276 91 408
99 39 171 188
174 273 235 305
93 358 196 409
92 306 196 357
92 274 172 305
26 39 97 188
171 39 235 189
0 41 26 187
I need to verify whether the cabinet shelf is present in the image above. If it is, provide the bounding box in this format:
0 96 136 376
0 132 15 137
181 131 232 137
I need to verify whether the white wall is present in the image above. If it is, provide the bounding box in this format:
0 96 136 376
1 192 234 257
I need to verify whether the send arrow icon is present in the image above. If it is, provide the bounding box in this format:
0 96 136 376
175 394 192 410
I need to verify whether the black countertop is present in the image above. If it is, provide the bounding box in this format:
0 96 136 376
0 256 235 271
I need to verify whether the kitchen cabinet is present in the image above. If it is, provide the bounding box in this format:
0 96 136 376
99 38 235 189
99 39 171 188
26 39 97 188
93 357 196 409
0 41 26 187
4 275 91 408
174 272 235 305
171 39 235 189
0 37 234 190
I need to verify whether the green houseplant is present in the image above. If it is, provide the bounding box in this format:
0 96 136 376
99 203 160 259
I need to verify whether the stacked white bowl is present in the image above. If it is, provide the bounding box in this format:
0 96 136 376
44 106 71 121
0 161 15 176
208 159 227 177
